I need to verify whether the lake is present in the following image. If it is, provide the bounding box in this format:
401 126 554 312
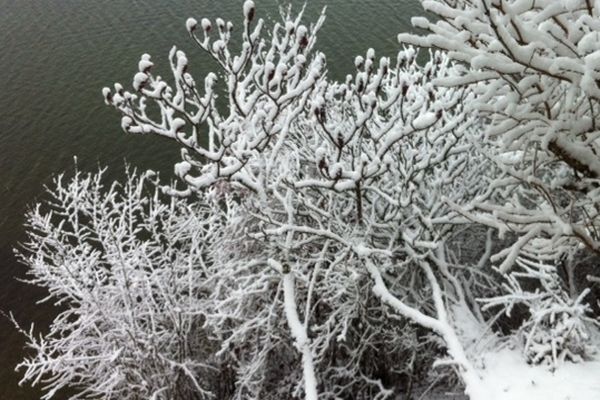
0 0 424 397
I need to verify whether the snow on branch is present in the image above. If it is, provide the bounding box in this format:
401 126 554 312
401 0 600 272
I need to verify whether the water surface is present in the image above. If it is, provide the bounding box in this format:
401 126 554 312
0 1 424 397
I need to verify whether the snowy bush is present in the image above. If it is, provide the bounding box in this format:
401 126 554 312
104 1 503 396
16 1 600 400
15 2 499 399
481 239 598 369
15 169 217 399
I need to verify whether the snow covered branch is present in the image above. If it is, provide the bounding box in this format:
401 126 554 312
400 0 600 272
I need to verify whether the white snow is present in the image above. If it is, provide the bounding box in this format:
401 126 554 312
476 349 600 400
412 112 437 130
174 161 192 178
553 135 600 178
282 273 318 400
138 55 153 73
243 1 255 20
101 87 111 103
132 72 148 91
201 18 211 32
185 17 197 33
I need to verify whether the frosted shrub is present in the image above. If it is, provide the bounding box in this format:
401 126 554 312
523 299 594 369
15 169 220 399
482 240 598 369
99 2 493 399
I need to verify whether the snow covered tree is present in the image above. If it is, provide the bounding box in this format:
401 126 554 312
104 2 496 399
20 1 600 399
400 0 600 275
15 2 500 399
100 2 498 398
481 238 598 369
15 169 218 399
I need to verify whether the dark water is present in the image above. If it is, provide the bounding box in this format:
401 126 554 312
0 0 424 397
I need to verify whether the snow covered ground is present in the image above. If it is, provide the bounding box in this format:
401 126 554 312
476 349 600 400
444 302 600 400
409 349 600 400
